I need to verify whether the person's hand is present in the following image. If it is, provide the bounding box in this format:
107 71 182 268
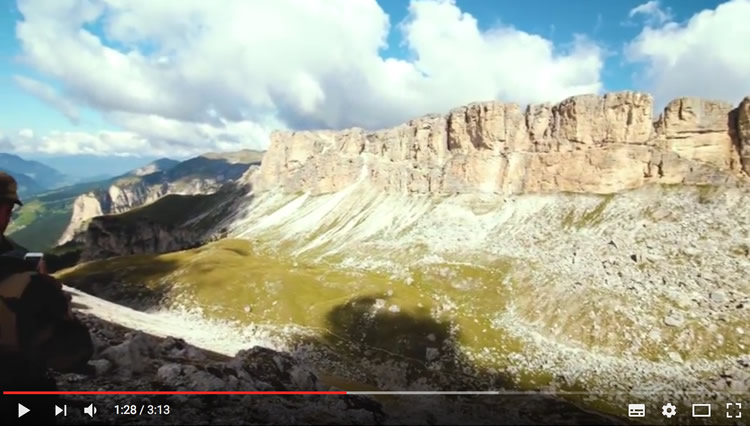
37 258 48 275
34 269 62 291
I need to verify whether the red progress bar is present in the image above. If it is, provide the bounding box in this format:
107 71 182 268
3 391 348 395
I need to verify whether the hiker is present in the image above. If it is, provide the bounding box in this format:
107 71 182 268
0 171 93 423
0 171 47 274
0 264 94 424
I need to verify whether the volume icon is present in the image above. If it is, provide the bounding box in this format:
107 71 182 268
84 403 97 418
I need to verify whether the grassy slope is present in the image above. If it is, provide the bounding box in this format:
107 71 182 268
112 192 224 227
56 238 533 388
8 198 75 251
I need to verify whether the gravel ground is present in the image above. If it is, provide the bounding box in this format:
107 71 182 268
49 310 627 425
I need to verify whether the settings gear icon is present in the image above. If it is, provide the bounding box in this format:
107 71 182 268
662 403 677 418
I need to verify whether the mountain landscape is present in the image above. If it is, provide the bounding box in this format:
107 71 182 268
39 91 750 424
6 150 263 252
5 0 750 424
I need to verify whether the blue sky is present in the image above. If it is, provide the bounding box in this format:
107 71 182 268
0 3 111 133
0 0 747 163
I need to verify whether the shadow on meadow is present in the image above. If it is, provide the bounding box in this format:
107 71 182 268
294 294 625 425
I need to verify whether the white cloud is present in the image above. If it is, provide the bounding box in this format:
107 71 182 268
628 1 673 26
3 117 274 158
13 75 80 124
625 0 750 110
17 129 34 139
400 1 603 109
5 129 190 157
11 0 605 156
104 112 278 152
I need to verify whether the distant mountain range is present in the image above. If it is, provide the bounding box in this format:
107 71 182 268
26 154 180 181
0 153 73 196
0 153 161 198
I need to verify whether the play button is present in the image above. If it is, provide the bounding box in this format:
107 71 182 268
18 403 29 418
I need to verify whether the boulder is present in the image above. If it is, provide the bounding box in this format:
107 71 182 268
99 332 152 376
664 311 685 327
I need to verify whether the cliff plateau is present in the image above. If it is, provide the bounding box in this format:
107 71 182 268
256 92 750 195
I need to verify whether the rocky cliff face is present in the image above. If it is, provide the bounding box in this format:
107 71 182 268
59 151 262 245
74 183 245 261
78 217 203 261
739 96 750 175
59 180 214 245
255 92 749 195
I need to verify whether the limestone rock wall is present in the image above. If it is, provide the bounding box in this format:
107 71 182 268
78 217 202 261
58 180 216 245
738 97 750 175
255 92 750 195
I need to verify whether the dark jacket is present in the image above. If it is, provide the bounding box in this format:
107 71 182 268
0 256 93 424
0 236 28 258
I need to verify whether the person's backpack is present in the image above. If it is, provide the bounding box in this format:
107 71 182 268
0 258 93 383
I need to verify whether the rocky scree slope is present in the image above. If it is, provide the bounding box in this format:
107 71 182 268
255 93 750 195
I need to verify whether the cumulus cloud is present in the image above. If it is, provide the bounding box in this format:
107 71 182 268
17 129 34 139
13 75 80 124
628 1 673 26
11 0 604 156
5 129 190 157
104 112 278 152
4 119 271 158
625 0 750 110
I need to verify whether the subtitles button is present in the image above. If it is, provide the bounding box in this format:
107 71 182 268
628 404 646 417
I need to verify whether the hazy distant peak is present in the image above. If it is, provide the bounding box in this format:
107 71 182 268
199 149 265 164
0 152 69 191
130 158 179 176
0 153 23 161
